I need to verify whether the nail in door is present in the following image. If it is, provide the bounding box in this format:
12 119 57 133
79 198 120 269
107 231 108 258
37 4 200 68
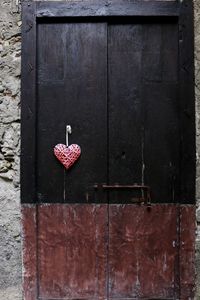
21 2 195 300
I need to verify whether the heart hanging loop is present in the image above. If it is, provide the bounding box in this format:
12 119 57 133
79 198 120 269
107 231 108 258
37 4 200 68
66 125 72 147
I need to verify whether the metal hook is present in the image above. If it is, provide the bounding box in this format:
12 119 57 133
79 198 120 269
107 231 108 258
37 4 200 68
66 125 72 147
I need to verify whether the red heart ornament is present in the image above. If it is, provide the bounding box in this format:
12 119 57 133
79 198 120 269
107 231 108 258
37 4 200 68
54 144 81 170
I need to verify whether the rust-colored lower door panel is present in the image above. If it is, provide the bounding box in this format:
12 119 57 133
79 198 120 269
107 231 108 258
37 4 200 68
109 205 179 299
38 204 108 299
22 204 195 300
22 204 108 300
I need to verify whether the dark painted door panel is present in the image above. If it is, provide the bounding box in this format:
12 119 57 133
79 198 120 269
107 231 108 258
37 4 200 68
21 2 195 206
108 24 143 203
37 22 107 203
108 22 179 204
36 20 183 204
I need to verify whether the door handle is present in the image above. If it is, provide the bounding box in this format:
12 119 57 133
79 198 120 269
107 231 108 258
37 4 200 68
93 183 151 205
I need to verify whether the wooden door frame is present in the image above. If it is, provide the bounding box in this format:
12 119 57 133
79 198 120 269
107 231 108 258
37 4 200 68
21 1 196 299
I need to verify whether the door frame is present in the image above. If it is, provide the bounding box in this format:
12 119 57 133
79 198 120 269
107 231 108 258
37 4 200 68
21 1 196 299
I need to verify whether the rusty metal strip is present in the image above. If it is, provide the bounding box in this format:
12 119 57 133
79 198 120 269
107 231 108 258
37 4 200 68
93 184 151 205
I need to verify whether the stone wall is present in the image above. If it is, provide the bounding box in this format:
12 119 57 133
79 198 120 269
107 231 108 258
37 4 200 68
0 0 200 299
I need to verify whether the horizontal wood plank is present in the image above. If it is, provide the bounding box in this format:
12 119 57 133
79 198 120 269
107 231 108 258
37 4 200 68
36 1 180 18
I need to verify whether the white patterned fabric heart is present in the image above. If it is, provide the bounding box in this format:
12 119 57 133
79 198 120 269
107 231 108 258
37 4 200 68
54 144 81 170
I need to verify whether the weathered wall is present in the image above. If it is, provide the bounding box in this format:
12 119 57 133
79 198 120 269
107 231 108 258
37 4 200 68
0 0 200 299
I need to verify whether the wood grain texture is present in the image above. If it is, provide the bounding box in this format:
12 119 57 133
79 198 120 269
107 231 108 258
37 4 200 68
21 204 196 300
179 205 196 299
63 23 107 203
179 0 195 203
142 22 180 204
38 204 108 299
108 204 180 299
22 3 195 205
108 24 143 203
37 23 65 202
21 2 36 203
21 205 37 300
108 21 181 204
36 0 179 18
37 22 107 203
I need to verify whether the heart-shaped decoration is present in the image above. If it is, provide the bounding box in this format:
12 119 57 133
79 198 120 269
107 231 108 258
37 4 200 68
54 144 81 170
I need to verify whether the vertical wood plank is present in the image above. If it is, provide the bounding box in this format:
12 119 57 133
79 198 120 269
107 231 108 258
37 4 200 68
63 23 107 203
108 205 179 299
179 0 195 203
37 23 66 202
142 22 180 203
22 205 37 300
179 205 196 299
38 204 108 299
37 22 107 203
108 24 143 203
21 2 36 203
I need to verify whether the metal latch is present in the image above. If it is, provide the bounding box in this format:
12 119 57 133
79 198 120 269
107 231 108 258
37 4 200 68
93 183 151 206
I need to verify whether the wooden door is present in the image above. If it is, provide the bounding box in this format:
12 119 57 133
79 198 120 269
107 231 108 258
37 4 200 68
21 1 195 300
